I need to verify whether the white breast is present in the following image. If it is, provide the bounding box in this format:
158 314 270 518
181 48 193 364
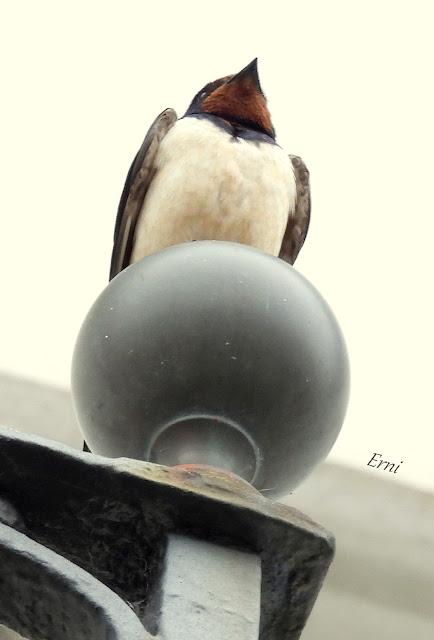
130 117 296 262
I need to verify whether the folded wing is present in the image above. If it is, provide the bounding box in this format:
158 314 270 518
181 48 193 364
109 108 178 280
279 155 311 265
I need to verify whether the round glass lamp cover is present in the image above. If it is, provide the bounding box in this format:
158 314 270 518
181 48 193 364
72 241 349 497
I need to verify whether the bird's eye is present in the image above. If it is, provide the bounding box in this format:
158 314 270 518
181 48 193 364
200 91 207 98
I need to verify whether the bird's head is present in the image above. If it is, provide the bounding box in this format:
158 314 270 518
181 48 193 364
185 58 275 139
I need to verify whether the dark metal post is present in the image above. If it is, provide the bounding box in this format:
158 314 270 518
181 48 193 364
0 427 334 639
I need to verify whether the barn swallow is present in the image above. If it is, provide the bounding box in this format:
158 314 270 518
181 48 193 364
109 58 310 280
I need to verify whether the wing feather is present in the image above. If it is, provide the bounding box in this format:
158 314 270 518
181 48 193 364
109 108 177 280
279 155 311 265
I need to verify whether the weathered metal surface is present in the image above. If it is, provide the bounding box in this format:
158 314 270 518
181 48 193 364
0 519 149 640
0 426 335 639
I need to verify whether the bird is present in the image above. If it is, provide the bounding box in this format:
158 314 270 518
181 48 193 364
109 58 310 281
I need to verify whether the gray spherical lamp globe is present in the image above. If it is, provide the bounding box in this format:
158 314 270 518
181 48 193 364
71 241 349 497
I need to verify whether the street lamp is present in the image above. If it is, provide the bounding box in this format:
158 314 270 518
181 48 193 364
0 240 349 640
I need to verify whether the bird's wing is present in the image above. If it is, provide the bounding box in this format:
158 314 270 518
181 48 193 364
109 108 178 280
279 155 311 265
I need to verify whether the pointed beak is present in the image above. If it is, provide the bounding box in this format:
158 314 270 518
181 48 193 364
228 58 263 94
